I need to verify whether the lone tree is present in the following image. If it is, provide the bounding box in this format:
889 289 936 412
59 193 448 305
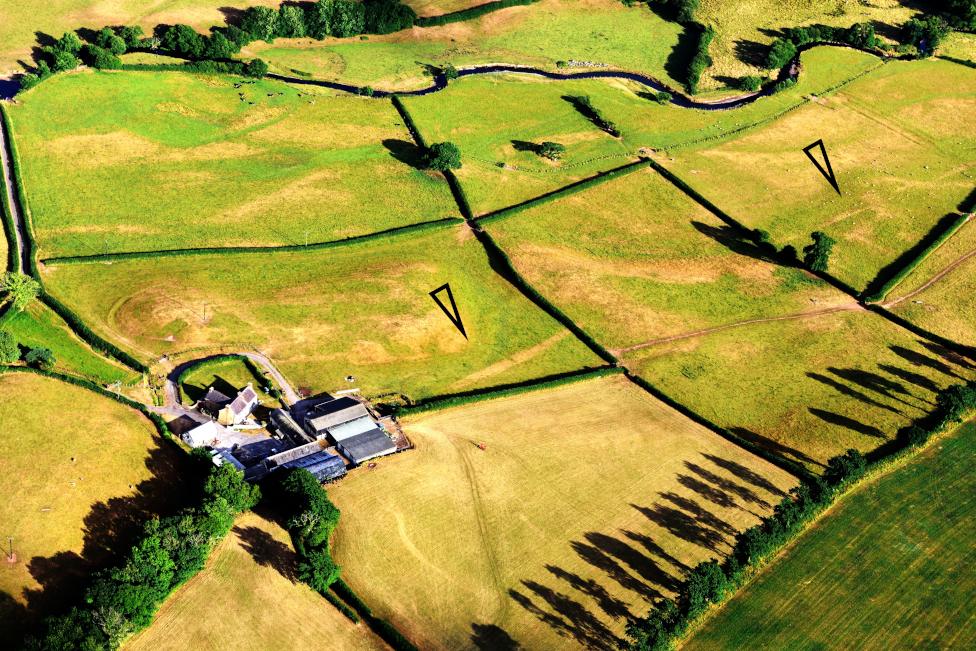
538 141 566 161
25 347 55 371
1 272 41 312
0 331 18 364
803 231 835 272
425 141 462 171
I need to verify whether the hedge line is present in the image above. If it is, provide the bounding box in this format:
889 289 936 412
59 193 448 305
863 212 971 302
443 169 474 220
0 105 27 273
332 579 420 651
0 166 16 273
474 228 618 364
626 378 976 650
42 217 459 266
415 0 538 27
477 159 648 224
390 95 428 148
40 292 149 372
395 366 623 416
686 24 715 94
174 352 276 404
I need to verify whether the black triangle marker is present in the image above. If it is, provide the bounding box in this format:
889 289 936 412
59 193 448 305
430 283 467 339
803 139 841 195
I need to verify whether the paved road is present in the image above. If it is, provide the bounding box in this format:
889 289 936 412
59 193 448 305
0 107 29 273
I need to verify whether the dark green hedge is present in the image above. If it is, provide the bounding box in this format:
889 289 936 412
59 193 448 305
415 0 539 27
396 366 623 416
42 217 459 266
0 166 16 273
475 229 618 364
477 159 647 224
390 95 428 148
40 293 148 372
333 579 420 651
443 169 474 220
686 24 715 94
175 353 275 403
0 105 30 273
862 213 971 302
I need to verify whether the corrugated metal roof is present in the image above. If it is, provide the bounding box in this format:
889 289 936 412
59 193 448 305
306 401 369 432
338 428 396 465
327 415 378 442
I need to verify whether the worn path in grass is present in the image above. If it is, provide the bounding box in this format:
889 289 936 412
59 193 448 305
883 248 976 309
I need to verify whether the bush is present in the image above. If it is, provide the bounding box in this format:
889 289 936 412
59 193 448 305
244 58 269 78
425 141 462 171
80 44 122 70
442 63 459 80
737 75 763 91
415 0 538 27
538 141 566 160
0 330 17 364
765 38 797 69
25 346 55 371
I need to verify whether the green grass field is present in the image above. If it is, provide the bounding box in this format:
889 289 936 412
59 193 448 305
330 375 797 650
179 356 279 408
488 165 849 350
662 57 976 292
0 301 138 384
0 371 186 638
695 0 918 93
686 420 976 650
888 217 976 348
9 70 456 258
245 0 683 91
125 511 385 651
0 0 280 75
627 309 975 470
41 226 603 401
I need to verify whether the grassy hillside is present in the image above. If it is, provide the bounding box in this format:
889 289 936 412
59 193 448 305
330 375 797 650
0 372 186 639
124 511 385 651
685 421 976 650
42 226 603 400
10 70 456 258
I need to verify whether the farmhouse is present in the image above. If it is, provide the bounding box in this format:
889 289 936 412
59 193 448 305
196 383 259 426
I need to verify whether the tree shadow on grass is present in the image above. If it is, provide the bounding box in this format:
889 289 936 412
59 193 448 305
877 364 941 394
684 461 771 510
916 340 976 371
511 139 541 155
826 366 923 410
675 473 741 511
382 138 426 170
808 407 887 439
0 591 30 646
630 503 727 553
664 23 705 90
619 530 689 574
657 492 738 538
544 565 633 622
700 453 787 498
22 440 195 624
470 623 522 650
510 580 626 650
691 221 777 263
570 539 657 599
807 372 902 414
734 39 769 67
727 426 824 469
234 524 297 582
583 532 682 593
890 345 965 380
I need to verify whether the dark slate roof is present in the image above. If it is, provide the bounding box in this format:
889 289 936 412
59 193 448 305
306 397 369 432
337 428 396 465
227 384 259 417
282 450 347 481
203 386 232 407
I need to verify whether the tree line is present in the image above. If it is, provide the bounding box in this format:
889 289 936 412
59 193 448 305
627 378 976 650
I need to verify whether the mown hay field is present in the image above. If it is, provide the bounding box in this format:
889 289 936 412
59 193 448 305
41 226 603 401
686 420 976 650
488 165 848 350
0 372 186 638
329 375 798 651
124 511 385 651
627 309 975 470
695 0 918 93
245 0 683 91
0 302 138 384
9 70 456 258
401 47 882 215
888 217 976 348
661 58 976 292
0 0 279 75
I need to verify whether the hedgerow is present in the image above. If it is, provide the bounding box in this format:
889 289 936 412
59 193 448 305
394 366 623 416
685 24 715 94
332 579 420 651
415 0 539 27
626 378 976 651
862 212 971 302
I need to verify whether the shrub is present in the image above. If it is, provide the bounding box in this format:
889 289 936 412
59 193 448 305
425 141 462 171
772 77 797 93
244 58 269 78
442 63 459 80
80 44 122 70
538 141 566 160
802 231 835 272
0 330 17 364
566 94 620 136
737 75 763 91
765 38 797 69
159 24 205 58
25 346 55 371
1 272 40 311
18 73 42 91
49 48 80 72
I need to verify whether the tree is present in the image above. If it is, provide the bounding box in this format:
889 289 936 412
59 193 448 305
202 31 237 59
160 24 205 58
442 63 459 80
298 549 341 591
1 272 40 311
81 44 122 70
25 347 55 371
118 25 145 49
424 141 462 171
204 464 261 512
363 0 417 34
244 58 269 78
737 75 763 91
277 4 308 38
765 38 797 69
49 48 79 72
902 15 951 55
802 231 835 272
240 6 280 42
329 0 366 38
0 330 18 364
941 0 976 29
55 32 83 55
936 383 976 423
823 449 866 486
96 27 127 55
538 141 566 160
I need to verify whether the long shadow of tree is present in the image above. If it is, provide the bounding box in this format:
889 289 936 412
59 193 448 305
17 439 194 630
233 524 297 582
470 622 522 650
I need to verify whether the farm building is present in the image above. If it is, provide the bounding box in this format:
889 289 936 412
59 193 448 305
197 383 259 426
301 396 398 465
338 429 397 466
304 397 369 438
182 419 226 448
271 408 313 444
263 440 347 482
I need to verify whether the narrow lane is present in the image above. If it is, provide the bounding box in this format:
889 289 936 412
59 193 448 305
0 108 28 273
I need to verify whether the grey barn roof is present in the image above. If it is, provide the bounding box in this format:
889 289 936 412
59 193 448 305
264 440 328 468
337 428 396 465
282 450 347 482
306 397 369 432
